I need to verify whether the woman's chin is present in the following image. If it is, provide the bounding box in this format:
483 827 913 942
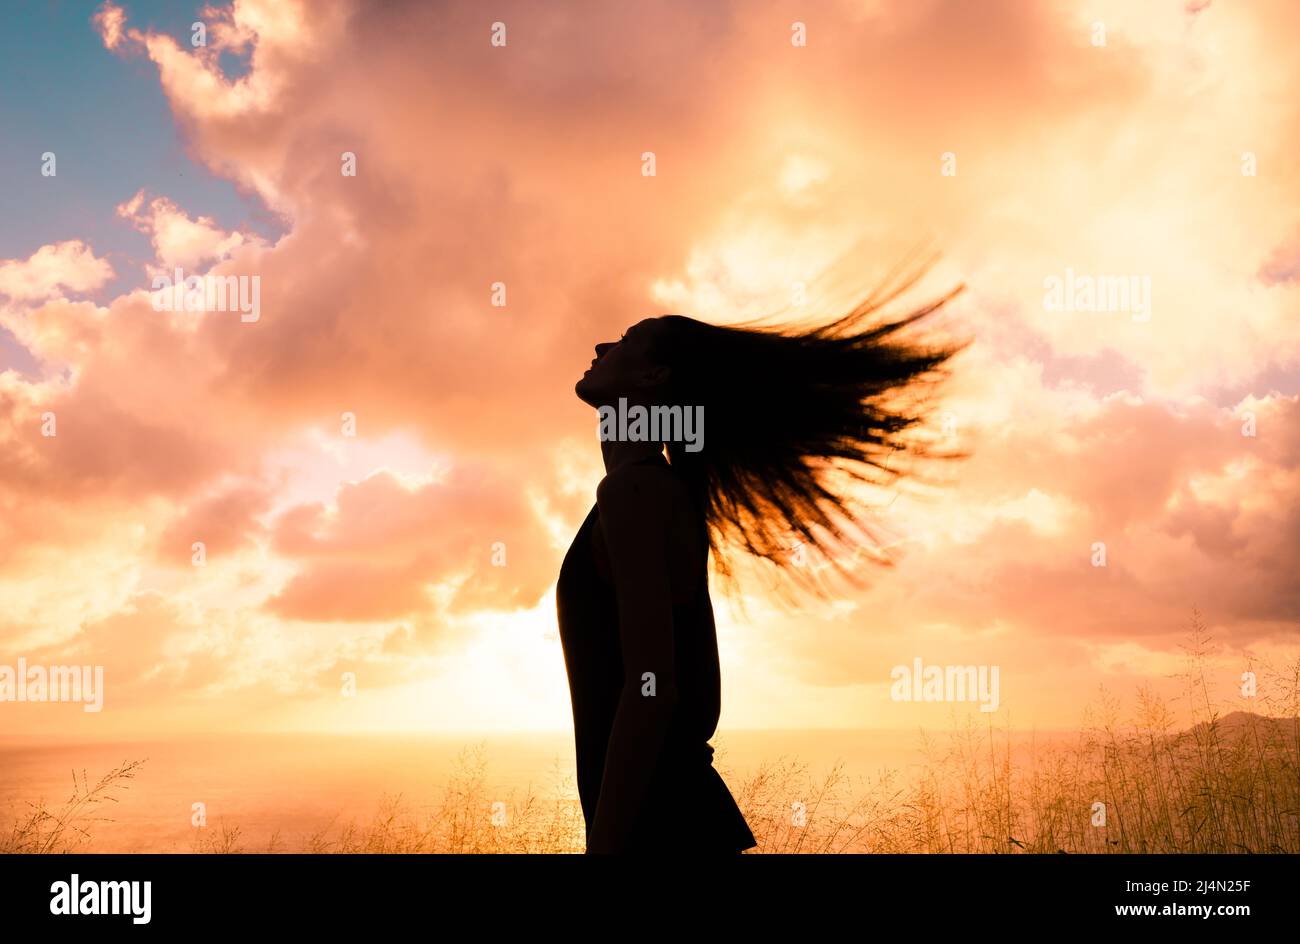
576 372 619 408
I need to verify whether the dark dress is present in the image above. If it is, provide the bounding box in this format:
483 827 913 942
556 482 757 854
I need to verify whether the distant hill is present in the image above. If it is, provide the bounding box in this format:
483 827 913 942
1181 710 1297 742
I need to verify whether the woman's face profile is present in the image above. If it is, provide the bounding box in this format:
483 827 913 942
575 317 671 407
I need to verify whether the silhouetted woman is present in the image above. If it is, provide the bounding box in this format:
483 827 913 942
557 279 964 854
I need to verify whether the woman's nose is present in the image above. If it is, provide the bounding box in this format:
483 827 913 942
594 342 614 357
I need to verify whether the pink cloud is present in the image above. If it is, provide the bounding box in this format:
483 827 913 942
0 241 113 303
267 467 556 622
117 191 253 271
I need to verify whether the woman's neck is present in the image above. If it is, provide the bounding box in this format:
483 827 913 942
599 437 665 475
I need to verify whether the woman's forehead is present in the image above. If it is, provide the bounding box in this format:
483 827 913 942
627 317 662 337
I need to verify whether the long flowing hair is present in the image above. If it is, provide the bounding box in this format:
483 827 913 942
648 268 967 593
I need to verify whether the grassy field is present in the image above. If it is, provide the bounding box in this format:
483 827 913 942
6 617 1297 854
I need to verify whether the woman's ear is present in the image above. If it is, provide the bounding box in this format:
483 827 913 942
640 364 672 388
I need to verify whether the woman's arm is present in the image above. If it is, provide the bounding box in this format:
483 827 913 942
584 465 678 853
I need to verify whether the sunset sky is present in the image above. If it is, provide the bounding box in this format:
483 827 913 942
1 0 1297 738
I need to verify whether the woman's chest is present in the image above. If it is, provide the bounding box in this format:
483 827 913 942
557 502 706 613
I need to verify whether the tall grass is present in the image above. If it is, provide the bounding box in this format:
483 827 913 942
186 745 588 854
1 760 146 854
6 614 1297 853
737 611 1299 853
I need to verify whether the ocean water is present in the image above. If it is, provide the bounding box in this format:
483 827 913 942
0 728 1073 852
